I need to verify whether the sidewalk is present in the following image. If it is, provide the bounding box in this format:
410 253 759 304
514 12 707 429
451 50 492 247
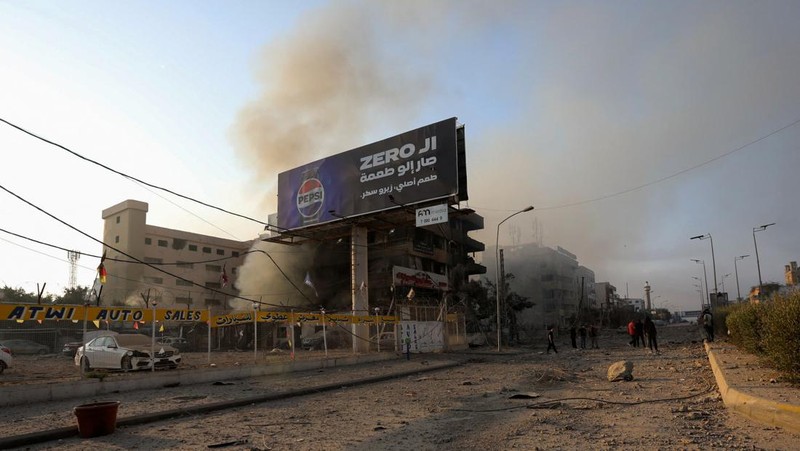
705 340 800 433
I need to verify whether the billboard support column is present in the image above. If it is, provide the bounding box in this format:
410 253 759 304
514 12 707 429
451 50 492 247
351 225 370 353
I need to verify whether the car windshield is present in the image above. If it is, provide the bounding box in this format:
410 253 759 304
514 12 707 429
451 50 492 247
115 335 155 347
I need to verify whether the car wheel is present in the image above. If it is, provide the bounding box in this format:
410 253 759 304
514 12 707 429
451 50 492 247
0 361 6 374
81 356 91 372
121 355 133 372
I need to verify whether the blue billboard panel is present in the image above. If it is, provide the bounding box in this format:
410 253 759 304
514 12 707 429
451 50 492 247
277 118 459 230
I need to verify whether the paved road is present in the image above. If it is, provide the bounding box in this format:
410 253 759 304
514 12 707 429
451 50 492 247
3 324 798 450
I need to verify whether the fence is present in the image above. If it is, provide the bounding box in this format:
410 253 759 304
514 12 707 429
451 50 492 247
0 303 466 356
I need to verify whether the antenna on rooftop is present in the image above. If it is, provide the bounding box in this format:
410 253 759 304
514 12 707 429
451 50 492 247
67 250 80 288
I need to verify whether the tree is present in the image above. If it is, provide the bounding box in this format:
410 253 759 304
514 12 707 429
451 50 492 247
56 286 91 305
0 285 38 304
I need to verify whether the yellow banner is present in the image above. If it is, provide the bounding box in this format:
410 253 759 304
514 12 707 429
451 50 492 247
0 304 208 323
210 311 400 328
0 304 403 327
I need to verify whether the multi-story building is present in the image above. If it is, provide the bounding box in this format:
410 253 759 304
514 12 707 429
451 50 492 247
484 243 596 331
595 282 617 310
100 200 253 309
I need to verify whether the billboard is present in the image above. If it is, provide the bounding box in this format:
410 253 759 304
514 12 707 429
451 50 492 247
277 118 459 230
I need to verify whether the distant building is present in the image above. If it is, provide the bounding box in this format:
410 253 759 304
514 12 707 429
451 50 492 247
785 261 799 286
595 282 617 310
618 298 645 312
99 200 253 309
484 243 596 330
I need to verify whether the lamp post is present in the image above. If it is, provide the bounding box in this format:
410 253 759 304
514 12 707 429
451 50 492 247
496 206 534 352
690 234 717 297
719 273 731 295
753 223 775 301
734 255 749 302
691 259 709 308
692 277 704 310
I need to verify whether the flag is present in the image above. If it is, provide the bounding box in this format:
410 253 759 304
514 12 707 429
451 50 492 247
359 280 367 291
159 323 165 333
407 288 415 301
304 272 318 296
97 250 108 284
220 264 229 288
92 320 101 329
133 322 139 330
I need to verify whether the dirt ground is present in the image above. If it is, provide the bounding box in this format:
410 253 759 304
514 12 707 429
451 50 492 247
2 324 798 450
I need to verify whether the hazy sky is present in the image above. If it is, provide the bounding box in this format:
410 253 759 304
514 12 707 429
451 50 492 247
1 1 798 313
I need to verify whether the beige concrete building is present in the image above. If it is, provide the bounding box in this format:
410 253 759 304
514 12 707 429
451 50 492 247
99 200 253 309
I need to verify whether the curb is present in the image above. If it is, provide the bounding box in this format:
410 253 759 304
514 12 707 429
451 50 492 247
704 342 800 433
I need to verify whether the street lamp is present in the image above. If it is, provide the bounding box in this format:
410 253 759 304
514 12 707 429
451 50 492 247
691 259 709 308
719 273 731 294
734 255 749 302
690 234 717 297
692 277 704 310
496 205 534 352
753 223 775 301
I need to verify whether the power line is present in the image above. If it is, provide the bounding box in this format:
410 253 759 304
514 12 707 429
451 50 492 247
0 183 316 310
474 117 800 212
0 116 313 241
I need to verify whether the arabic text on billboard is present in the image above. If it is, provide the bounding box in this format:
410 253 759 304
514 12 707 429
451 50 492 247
277 118 458 230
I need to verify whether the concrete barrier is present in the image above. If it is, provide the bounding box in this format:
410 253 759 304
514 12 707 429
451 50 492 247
705 342 800 433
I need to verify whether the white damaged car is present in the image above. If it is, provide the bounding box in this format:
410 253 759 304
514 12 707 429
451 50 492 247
75 334 181 371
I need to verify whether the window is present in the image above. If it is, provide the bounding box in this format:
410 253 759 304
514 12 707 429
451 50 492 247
216 249 225 256
189 244 198 252
143 257 163 264
172 238 187 250
205 282 221 289
176 279 193 286
115 236 119 243
175 296 193 305
158 240 168 247
206 264 222 273
176 261 194 269
232 251 239 257
143 276 163 284
145 238 152 245
116 216 120 224
205 298 222 307
202 247 211 254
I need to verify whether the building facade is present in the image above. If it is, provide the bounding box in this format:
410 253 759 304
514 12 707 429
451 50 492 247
485 243 596 331
100 200 253 309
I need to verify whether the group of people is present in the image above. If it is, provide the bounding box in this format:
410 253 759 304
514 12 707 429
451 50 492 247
546 323 600 354
627 316 659 354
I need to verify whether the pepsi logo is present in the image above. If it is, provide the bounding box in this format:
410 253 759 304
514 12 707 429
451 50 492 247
296 178 324 218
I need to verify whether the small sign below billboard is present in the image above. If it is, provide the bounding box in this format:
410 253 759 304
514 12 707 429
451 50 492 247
416 204 448 227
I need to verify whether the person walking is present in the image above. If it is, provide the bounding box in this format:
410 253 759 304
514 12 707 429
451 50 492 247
578 324 587 349
627 320 637 347
589 324 599 349
570 325 578 349
635 319 645 348
702 308 714 342
546 325 558 354
644 316 659 354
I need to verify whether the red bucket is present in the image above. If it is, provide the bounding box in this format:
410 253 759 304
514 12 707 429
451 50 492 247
73 401 120 438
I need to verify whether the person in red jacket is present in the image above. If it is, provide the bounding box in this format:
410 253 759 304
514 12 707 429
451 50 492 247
627 320 637 347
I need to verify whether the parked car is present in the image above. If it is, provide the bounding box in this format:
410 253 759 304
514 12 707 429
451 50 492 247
62 331 118 357
370 331 397 350
0 339 50 355
0 345 12 374
301 328 351 350
157 336 190 352
75 334 181 372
